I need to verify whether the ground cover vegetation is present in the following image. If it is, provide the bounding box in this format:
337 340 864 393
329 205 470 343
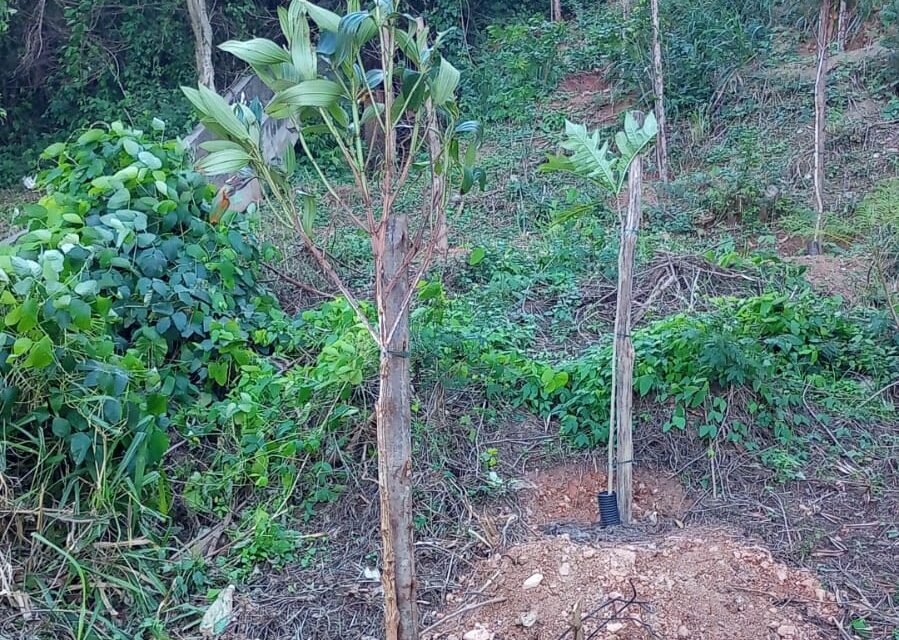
0 0 898 639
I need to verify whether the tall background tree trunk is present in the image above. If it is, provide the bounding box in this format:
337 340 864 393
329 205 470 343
186 0 215 90
613 111 645 525
811 0 831 255
650 0 668 182
376 214 419 640
836 0 848 50
551 0 562 21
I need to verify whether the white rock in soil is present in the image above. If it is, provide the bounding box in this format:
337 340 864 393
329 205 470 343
777 625 797 637
463 627 493 640
677 625 691 638
519 610 538 628
559 562 572 576
522 573 544 590
606 622 625 633
363 566 380 582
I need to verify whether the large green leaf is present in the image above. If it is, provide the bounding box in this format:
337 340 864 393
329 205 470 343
267 79 344 118
181 86 208 118
614 111 658 172
295 0 340 32
219 38 292 66
196 149 252 176
199 140 246 153
278 5 317 80
540 113 658 195
198 85 251 143
430 58 460 106
550 120 617 192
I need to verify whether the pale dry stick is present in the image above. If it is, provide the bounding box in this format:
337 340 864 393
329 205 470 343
858 380 899 408
418 597 506 636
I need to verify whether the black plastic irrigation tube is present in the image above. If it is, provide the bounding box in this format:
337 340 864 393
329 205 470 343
598 491 621 527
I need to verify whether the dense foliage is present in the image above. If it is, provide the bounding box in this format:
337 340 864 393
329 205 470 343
0 121 275 513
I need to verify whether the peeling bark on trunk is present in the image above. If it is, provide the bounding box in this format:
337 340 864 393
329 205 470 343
811 0 831 255
186 0 216 90
650 0 668 182
376 214 419 640
613 111 644 525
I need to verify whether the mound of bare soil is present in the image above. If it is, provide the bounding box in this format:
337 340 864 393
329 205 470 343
426 467 838 640
429 531 836 640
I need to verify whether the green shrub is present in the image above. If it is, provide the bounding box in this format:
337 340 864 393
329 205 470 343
417 287 899 449
176 298 377 517
572 0 769 114
460 16 567 121
0 120 275 511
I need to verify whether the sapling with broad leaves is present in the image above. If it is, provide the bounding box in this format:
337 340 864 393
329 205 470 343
181 2 482 638
542 112 657 523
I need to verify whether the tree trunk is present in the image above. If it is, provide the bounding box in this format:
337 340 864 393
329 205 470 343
186 0 216 90
811 0 831 255
613 111 644 525
836 0 848 50
376 214 419 640
552 0 562 21
650 0 668 182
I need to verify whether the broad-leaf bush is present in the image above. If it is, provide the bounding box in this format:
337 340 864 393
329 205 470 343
416 287 899 449
0 120 275 510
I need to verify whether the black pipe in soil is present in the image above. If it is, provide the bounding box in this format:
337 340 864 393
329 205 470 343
598 491 621 527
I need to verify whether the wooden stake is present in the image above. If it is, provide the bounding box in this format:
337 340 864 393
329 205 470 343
613 111 645 524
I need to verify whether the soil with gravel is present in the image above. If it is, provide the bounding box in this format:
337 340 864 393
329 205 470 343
427 467 839 640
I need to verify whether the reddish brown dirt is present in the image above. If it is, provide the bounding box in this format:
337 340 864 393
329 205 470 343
428 531 838 640
790 254 869 304
551 70 634 125
559 71 609 94
524 464 690 526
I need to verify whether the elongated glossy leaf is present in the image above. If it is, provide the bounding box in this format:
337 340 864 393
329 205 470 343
455 120 481 136
364 68 384 90
196 149 252 176
181 86 208 117
279 5 317 80
267 79 344 118
431 57 460 106
219 38 291 66
284 141 297 175
200 140 246 153
395 29 420 65
197 85 251 142
300 192 316 237
296 0 340 32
